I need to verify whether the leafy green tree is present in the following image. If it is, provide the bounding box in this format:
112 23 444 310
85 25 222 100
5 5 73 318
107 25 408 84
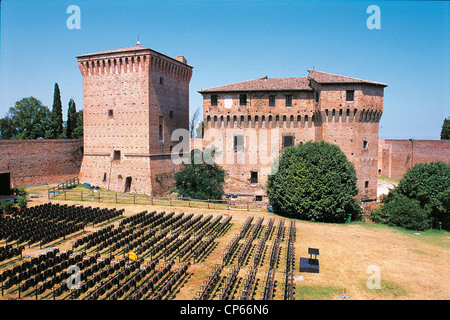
0 115 17 139
47 83 64 139
6 97 52 139
392 162 450 229
66 99 77 139
173 148 226 200
267 141 361 222
440 117 450 140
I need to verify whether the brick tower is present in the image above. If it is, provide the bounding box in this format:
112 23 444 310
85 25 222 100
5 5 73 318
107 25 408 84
77 42 193 195
199 70 386 208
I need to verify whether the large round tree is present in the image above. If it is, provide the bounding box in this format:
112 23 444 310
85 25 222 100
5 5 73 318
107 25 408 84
267 141 361 222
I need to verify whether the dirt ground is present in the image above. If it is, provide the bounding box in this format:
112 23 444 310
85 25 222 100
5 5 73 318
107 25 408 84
1 181 449 300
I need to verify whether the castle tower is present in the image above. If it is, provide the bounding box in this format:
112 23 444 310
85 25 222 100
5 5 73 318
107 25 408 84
308 70 386 203
77 43 193 195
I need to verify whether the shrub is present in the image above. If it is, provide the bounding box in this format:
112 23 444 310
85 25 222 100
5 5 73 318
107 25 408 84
267 141 361 223
0 200 14 213
17 196 28 208
381 194 430 231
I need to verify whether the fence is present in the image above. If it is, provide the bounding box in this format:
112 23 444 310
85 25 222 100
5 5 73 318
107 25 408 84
47 189 266 212
48 177 79 194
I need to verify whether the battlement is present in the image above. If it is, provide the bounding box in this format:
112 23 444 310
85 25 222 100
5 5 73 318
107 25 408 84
77 44 192 82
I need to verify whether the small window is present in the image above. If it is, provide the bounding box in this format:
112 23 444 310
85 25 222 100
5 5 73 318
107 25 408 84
346 90 354 101
365 181 369 188
269 95 276 107
255 195 263 202
234 135 244 152
108 109 114 118
113 150 121 161
102 173 107 182
159 116 164 141
283 136 294 149
211 95 218 106
169 110 174 119
315 91 320 102
285 95 292 107
239 94 247 106
363 140 368 149
250 171 258 184
159 76 164 84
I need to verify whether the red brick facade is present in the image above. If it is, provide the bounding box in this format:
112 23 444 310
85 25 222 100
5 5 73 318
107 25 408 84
77 43 192 195
378 139 450 179
0 139 83 187
198 70 386 206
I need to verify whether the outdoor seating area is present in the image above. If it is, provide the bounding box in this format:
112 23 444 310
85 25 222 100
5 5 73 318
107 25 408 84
0 202 303 300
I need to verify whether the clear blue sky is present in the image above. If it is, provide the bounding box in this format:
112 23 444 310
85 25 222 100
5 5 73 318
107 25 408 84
1 0 448 139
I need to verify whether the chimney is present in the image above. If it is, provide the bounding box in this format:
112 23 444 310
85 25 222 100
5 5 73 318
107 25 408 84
176 56 187 64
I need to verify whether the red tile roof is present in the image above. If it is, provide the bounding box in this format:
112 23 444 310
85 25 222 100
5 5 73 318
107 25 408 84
198 76 312 93
308 70 387 87
199 70 387 93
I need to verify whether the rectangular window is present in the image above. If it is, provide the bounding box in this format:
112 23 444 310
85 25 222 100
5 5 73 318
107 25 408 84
286 95 292 107
159 116 164 141
255 195 263 202
363 140 368 149
283 135 294 149
250 171 258 184
346 90 354 101
169 110 174 119
211 95 218 106
113 150 121 161
159 76 164 84
234 135 244 152
239 94 247 106
269 95 276 107
108 109 114 118
365 181 369 188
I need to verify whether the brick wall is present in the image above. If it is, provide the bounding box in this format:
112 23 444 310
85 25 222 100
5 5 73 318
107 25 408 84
0 139 83 187
77 44 192 196
378 139 450 179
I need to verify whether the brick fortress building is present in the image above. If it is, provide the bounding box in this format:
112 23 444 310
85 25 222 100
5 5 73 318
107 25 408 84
77 42 192 195
198 70 387 208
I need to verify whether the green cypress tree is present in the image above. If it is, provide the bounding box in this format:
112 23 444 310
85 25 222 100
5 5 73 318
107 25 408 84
66 99 77 139
49 83 64 139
